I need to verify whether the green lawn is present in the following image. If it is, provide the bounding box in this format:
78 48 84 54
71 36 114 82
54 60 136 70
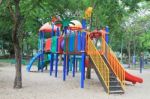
144 65 150 69
0 59 14 63
0 58 33 65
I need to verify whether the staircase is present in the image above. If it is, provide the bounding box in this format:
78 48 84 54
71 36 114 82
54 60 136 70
86 34 125 94
86 36 110 93
109 72 124 94
101 55 124 94
101 37 125 94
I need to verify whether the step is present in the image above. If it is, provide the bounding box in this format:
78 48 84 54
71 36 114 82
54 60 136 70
109 90 124 94
110 77 117 81
109 81 120 86
110 73 115 76
109 74 116 78
109 72 114 74
109 86 122 91
110 76 116 78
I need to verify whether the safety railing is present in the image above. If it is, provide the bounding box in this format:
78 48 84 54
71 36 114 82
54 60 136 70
86 35 110 93
101 37 125 89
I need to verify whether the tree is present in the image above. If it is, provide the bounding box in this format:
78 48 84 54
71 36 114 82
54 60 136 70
6 0 22 88
122 5 150 66
86 0 97 79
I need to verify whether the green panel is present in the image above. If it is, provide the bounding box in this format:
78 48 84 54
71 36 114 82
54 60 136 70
51 36 57 53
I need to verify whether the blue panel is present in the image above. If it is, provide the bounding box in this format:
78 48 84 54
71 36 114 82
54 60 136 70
77 33 82 51
69 34 75 52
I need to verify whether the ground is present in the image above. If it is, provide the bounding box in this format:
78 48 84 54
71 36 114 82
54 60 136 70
0 62 150 99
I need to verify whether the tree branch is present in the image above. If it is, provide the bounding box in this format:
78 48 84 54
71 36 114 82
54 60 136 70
0 0 2 4
7 0 16 22
89 0 98 30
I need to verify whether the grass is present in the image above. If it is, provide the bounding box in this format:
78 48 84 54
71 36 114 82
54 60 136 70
129 63 150 69
144 65 150 69
0 59 14 63
0 58 35 65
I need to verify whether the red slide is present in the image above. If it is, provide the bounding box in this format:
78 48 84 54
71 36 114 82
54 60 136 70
125 71 143 84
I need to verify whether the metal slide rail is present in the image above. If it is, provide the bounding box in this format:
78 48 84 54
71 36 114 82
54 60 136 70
101 38 125 89
86 35 110 93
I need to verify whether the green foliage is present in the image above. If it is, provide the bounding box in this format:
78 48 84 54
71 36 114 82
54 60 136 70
0 0 149 56
138 30 150 50
122 3 150 53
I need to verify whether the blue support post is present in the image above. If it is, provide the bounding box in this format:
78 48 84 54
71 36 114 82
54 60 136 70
50 54 54 75
80 31 86 88
65 28 69 76
81 54 85 88
55 54 58 77
55 28 60 77
105 26 109 58
50 23 55 75
140 53 144 73
63 54 66 81
105 26 109 44
38 32 41 71
41 32 45 72
72 55 76 77
81 53 86 81
38 57 41 71
69 58 73 71
82 19 87 29
63 27 67 81
79 59 82 72
51 23 55 36
75 59 78 72
66 55 70 75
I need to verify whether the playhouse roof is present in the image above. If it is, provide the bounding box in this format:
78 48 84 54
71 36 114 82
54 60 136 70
39 22 58 33
69 20 82 30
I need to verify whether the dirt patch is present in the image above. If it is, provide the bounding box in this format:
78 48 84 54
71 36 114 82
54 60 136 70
0 62 150 99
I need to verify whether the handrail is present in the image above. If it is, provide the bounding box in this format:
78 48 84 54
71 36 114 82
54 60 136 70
86 35 110 93
101 37 125 89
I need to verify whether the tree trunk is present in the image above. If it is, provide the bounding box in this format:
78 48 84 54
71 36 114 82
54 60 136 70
120 38 123 63
127 41 131 68
12 20 22 88
1 40 5 56
13 19 22 88
13 41 22 88
86 0 97 79
86 15 93 79
9 0 22 88
86 66 91 79
86 1 97 79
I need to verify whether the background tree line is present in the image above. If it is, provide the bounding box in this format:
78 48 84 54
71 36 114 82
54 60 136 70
0 0 150 88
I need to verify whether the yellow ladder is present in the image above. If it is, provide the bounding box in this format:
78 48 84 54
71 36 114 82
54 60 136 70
101 37 125 90
86 35 110 93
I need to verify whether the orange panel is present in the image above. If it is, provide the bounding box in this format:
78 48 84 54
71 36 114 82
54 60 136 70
44 38 51 52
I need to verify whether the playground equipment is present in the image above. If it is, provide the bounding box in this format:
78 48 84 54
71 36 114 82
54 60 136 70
27 17 143 94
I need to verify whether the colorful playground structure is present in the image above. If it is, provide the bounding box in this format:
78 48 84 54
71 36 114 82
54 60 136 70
27 17 143 94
